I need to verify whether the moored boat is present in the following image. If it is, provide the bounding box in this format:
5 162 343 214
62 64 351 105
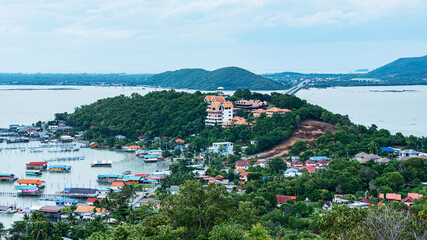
26 161 48 170
48 165 71 173
91 160 112 167
0 173 18 182
26 170 43 176
0 205 18 214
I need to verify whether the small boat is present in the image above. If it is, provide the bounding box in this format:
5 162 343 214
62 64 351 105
89 142 98 148
48 165 71 173
91 161 112 167
0 173 18 182
26 162 48 170
26 170 42 176
0 205 18 214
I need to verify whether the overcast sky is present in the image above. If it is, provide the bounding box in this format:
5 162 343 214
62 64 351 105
0 0 426 74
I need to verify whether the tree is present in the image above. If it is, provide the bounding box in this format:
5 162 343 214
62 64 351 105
209 224 244 240
165 181 230 238
386 172 405 191
244 223 272 240
268 157 286 174
290 141 307 156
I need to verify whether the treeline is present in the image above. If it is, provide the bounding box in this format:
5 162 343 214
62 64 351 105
0 73 153 86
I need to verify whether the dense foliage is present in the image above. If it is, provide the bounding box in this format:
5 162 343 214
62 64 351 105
143 67 289 90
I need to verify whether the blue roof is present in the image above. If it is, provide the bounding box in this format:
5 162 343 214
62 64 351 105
148 149 162 152
55 199 78 203
144 155 158 158
174 145 185 149
49 165 71 169
381 147 396 152
98 174 123 178
284 168 300 173
0 173 14 177
143 179 158 183
17 185 38 190
124 176 142 181
309 156 330 161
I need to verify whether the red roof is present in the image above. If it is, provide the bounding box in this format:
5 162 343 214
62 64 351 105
87 198 101 203
175 139 185 143
304 159 317 165
276 195 296 204
385 193 401 201
26 162 47 165
292 160 303 165
301 166 316 173
361 198 370 204
318 159 329 164
134 174 149 178
240 172 251 176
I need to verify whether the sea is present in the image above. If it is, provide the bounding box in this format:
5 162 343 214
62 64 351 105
0 84 426 227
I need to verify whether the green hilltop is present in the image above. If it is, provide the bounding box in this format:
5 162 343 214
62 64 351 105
368 55 427 79
143 67 289 90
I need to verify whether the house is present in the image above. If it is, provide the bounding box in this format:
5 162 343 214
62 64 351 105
234 99 268 109
60 135 74 142
354 152 381 163
234 168 245 174
276 195 296 206
220 117 251 128
74 205 107 215
252 107 291 117
317 159 330 168
309 156 330 161
17 179 45 187
124 176 143 185
55 199 78 206
381 147 400 154
137 136 149 141
348 201 370 209
65 188 99 198
168 185 180 195
304 159 317 167
175 138 185 143
401 149 419 158
402 193 424 207
148 149 163 156
235 160 251 170
208 142 234 156
284 168 301 177
135 198 161 208
291 160 304 168
86 198 101 206
253 161 267 168
110 182 125 189
38 206 64 217
239 172 251 182
301 166 316 173
397 156 409 161
382 193 401 202
375 157 390 164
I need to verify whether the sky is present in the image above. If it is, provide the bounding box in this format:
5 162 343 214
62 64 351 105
0 0 426 74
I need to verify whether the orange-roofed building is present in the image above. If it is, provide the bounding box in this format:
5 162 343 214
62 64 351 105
234 168 245 173
175 139 185 143
215 175 224 180
128 145 141 150
74 205 107 214
301 166 316 173
385 193 401 202
402 193 423 206
206 101 234 126
110 182 125 189
204 95 226 104
265 107 291 117
17 179 44 186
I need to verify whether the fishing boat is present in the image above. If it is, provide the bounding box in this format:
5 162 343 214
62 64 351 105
0 173 18 182
26 161 48 170
48 165 71 173
89 142 98 148
97 174 124 183
0 205 18 214
91 160 112 167
26 170 42 176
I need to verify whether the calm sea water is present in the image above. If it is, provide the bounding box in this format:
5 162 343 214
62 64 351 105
296 85 427 137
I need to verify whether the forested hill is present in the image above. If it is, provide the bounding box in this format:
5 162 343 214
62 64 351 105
143 67 289 90
368 55 427 79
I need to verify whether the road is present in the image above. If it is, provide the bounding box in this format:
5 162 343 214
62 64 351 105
130 184 160 208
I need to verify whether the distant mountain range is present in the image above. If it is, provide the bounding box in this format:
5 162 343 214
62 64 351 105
143 67 289 90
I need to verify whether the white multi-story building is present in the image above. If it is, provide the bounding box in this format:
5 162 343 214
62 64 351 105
205 98 234 126
208 142 234 155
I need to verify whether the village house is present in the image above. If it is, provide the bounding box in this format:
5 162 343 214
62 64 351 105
276 195 297 207
402 193 423 207
304 159 317 167
208 142 234 156
354 152 381 163
301 166 316 173
284 168 301 177
291 160 304 169
234 99 268 109
252 107 292 117
400 149 419 158
375 157 390 164
220 116 251 128
317 159 330 168
235 160 251 170
253 161 267 168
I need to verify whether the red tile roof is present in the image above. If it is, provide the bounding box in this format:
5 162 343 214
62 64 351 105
385 193 401 201
276 195 297 204
361 198 370 204
236 160 251 167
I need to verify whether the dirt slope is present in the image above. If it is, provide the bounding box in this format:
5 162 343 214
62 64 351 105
248 120 337 161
